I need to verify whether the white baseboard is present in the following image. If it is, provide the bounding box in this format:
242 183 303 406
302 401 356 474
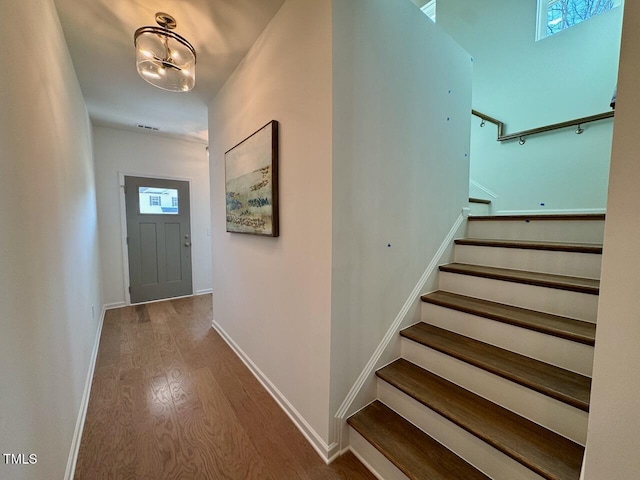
195 288 213 296
333 214 465 448
104 301 125 310
64 305 106 480
211 320 339 463
496 208 606 215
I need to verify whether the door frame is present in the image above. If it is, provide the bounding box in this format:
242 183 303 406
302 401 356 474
118 171 195 305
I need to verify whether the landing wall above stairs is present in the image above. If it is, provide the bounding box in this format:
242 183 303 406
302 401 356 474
439 0 622 214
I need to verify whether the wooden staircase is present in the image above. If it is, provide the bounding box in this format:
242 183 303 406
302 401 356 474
347 214 604 480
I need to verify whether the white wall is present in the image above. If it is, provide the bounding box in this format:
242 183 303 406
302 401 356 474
92 126 211 306
438 1 622 213
0 1 103 479
209 0 471 457
583 2 640 477
330 0 471 440
208 0 334 455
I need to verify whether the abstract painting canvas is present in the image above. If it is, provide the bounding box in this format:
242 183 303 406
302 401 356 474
225 120 279 236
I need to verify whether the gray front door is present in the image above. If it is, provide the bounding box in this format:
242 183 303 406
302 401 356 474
125 176 193 303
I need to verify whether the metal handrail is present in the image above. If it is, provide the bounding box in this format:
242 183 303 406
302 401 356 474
471 109 615 144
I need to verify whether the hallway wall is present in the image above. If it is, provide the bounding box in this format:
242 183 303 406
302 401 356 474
208 0 334 455
0 1 103 479
92 126 212 306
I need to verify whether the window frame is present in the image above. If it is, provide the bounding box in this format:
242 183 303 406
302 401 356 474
536 0 622 41
421 0 436 22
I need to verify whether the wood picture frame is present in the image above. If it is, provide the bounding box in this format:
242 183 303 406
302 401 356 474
224 120 279 236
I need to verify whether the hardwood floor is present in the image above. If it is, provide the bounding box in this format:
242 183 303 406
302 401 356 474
75 295 375 480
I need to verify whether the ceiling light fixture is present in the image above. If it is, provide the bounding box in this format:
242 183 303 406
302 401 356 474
134 12 196 92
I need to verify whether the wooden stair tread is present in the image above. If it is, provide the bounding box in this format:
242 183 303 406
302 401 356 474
377 359 584 480
468 213 605 221
400 323 591 411
455 238 603 254
469 197 491 204
439 263 600 295
348 401 490 480
421 291 596 345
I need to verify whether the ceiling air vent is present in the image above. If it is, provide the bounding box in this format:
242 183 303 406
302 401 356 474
136 124 159 131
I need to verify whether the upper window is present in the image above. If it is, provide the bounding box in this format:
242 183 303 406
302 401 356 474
537 0 621 40
421 0 436 23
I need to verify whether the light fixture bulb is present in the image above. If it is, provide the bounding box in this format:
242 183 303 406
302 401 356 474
141 70 161 80
134 12 196 92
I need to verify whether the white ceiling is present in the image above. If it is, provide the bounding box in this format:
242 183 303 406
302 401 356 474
54 0 285 144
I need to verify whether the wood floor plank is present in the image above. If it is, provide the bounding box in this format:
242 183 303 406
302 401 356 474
377 359 584 480
209 348 312 479
191 366 275 479
177 403 238 479
74 405 118 480
76 295 375 479
103 308 121 325
133 420 165 480
165 361 203 415
147 372 178 455
113 382 138 480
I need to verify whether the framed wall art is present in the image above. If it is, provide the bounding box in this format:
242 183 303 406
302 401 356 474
225 120 279 236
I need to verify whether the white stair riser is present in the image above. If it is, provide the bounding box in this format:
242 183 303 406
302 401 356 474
377 380 544 480
421 303 594 376
349 428 409 480
401 340 588 445
467 220 604 244
439 272 598 322
469 202 491 216
454 245 602 279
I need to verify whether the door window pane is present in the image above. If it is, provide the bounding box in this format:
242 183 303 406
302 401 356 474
139 187 179 214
